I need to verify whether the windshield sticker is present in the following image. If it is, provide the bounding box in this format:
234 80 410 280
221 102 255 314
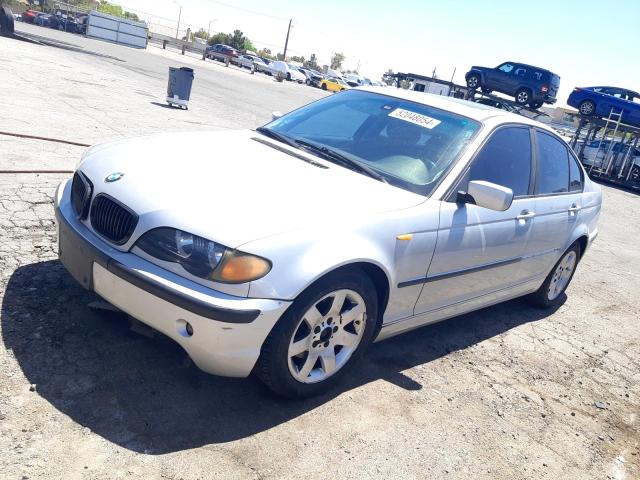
388 108 441 129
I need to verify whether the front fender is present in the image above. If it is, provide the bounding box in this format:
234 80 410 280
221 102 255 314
245 229 395 300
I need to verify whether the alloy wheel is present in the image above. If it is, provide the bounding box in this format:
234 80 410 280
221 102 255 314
547 251 577 300
288 289 366 383
579 101 595 115
516 91 529 104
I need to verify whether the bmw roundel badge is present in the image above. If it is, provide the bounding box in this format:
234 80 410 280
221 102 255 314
105 172 125 183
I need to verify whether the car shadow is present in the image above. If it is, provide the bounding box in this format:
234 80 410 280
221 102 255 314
11 30 125 62
1 260 563 454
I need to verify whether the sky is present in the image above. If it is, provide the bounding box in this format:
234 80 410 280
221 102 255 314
115 0 640 107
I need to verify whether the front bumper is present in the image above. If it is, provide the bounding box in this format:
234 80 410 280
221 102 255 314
54 179 292 377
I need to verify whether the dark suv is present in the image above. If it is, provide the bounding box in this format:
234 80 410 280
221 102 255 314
465 62 560 108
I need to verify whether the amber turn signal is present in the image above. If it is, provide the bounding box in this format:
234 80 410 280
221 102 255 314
211 252 272 284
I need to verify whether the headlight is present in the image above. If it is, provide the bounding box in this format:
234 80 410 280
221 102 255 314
136 227 271 284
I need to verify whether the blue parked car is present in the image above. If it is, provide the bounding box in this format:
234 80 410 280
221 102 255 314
465 61 560 108
567 86 640 127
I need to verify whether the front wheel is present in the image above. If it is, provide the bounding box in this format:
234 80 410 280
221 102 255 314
466 74 480 90
527 244 580 308
256 270 379 398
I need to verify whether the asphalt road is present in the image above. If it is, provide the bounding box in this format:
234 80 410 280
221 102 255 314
0 23 639 480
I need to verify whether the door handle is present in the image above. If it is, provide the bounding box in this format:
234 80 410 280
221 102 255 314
568 204 582 213
516 210 536 220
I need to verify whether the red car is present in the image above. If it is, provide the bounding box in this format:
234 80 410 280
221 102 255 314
205 44 239 63
21 9 38 23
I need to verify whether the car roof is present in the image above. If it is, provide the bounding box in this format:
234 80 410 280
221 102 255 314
356 86 556 130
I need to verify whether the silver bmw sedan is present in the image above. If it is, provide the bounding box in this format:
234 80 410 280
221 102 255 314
55 87 601 398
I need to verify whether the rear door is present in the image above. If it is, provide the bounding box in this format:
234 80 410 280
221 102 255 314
528 130 584 277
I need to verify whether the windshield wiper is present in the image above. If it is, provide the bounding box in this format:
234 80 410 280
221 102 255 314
294 139 388 183
255 127 299 149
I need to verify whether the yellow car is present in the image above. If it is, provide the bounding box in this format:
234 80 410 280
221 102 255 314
320 77 350 92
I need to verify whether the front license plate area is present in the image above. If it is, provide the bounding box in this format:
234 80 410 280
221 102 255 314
58 222 95 290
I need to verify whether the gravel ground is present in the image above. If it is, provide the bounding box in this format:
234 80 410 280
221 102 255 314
1 24 639 480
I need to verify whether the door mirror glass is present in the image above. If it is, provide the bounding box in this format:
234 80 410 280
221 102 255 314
462 180 514 211
271 111 283 121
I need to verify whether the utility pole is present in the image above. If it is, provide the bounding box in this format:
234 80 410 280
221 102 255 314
282 19 292 60
175 2 182 39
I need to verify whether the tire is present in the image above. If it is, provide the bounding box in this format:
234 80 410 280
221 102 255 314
466 74 480 90
578 100 596 116
527 243 581 308
515 88 531 105
305 79 311 86
530 101 543 110
256 269 379 398
630 165 640 182
0 6 15 35
321 83 327 90
286 72 291 81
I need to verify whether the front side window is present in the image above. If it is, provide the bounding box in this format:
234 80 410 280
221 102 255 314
498 63 514 74
536 131 570 195
465 127 532 197
265 90 481 196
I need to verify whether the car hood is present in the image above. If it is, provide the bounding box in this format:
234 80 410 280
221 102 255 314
79 130 425 248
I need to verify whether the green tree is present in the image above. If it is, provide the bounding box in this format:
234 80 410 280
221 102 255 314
208 32 231 45
96 1 139 21
304 53 318 70
228 29 246 50
193 28 209 41
243 38 255 52
257 48 274 59
290 55 305 64
382 69 396 86
330 52 345 70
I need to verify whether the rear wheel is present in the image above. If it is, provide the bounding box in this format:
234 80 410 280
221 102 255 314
578 100 596 116
527 243 580 308
286 72 291 81
515 88 531 105
630 165 640 182
256 270 378 398
466 74 480 90
321 83 327 90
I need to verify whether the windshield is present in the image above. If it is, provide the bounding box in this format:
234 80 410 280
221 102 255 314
263 90 481 196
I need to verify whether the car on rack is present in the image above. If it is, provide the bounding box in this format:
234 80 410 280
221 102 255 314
473 97 517 112
205 44 239 63
579 138 640 172
320 77 350 92
465 61 560 109
567 87 640 127
55 87 601 398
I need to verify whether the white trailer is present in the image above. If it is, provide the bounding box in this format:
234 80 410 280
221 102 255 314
87 10 148 49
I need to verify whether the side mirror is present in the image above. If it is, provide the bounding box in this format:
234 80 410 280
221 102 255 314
271 111 283 121
458 180 514 211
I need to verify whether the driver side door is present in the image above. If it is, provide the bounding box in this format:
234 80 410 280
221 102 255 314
414 126 537 314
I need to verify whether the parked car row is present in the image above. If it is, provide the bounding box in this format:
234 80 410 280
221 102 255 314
204 43 385 91
22 9 87 34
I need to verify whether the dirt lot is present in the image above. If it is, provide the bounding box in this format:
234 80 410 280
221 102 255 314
1 24 639 480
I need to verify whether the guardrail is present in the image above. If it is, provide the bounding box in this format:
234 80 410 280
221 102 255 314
148 32 206 57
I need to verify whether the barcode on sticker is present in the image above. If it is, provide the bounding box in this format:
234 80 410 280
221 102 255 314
388 108 441 129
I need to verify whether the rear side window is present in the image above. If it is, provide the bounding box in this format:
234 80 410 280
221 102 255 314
466 127 532 197
536 131 570 195
569 153 583 192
